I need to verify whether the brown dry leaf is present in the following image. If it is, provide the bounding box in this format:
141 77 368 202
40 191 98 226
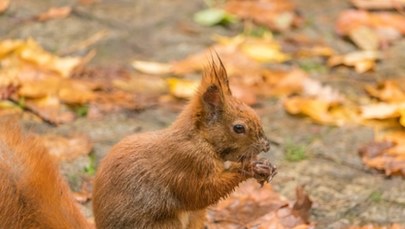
0 0 10 13
225 0 298 31
90 90 149 115
40 133 93 161
328 50 381 73
351 0 405 9
207 179 312 229
365 80 405 102
36 6 72 22
336 10 405 48
359 131 405 176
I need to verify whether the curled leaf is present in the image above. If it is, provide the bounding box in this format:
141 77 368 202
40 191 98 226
167 78 199 99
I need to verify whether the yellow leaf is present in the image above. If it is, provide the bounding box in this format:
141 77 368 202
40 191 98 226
284 97 352 125
18 77 61 98
241 40 289 63
58 81 95 105
0 39 23 58
167 78 199 99
284 97 333 124
365 80 405 102
16 39 81 77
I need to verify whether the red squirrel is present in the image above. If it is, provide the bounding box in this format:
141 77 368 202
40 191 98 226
93 59 276 229
0 59 276 229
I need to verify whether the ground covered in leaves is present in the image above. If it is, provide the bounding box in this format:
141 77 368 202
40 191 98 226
1 0 405 228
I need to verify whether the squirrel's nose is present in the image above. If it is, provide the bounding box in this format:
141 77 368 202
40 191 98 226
261 137 271 152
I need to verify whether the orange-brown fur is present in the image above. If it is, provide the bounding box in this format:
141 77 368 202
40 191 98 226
0 118 90 229
93 59 271 229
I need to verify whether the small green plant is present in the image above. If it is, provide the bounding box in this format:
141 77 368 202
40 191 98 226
84 153 96 176
74 104 89 117
17 96 26 109
193 8 237 27
284 141 307 162
369 191 382 203
298 59 327 73
245 25 271 37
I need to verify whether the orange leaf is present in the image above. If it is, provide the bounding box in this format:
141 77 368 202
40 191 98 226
0 0 10 13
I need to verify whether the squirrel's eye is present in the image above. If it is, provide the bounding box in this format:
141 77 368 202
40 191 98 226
233 124 245 134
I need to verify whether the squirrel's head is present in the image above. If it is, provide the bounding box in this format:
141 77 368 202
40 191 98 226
190 57 270 162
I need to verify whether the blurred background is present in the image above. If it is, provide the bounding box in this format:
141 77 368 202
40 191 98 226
1 0 405 228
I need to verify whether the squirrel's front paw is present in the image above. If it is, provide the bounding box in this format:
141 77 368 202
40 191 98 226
251 160 277 186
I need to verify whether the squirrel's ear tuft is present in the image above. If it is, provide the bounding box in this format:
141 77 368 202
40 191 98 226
196 56 231 121
199 55 232 97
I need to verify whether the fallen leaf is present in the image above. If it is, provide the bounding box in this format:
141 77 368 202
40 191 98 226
351 0 405 9
365 80 405 102
301 78 343 103
328 50 381 73
132 60 173 75
284 97 353 126
207 179 312 229
291 186 312 224
40 133 93 161
336 10 405 48
360 103 405 121
167 78 199 99
240 37 290 63
359 131 405 176
225 0 298 31
254 69 307 97
336 10 405 36
18 77 96 104
36 6 72 22
0 0 10 13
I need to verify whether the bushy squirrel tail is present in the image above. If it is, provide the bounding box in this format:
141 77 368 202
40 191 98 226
0 117 90 229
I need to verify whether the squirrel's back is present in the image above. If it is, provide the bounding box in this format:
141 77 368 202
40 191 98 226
0 118 90 229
